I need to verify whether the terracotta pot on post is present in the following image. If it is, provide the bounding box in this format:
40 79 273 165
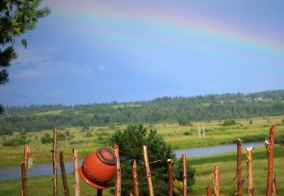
78 148 117 191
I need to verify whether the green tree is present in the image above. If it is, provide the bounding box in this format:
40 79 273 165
40 133 52 144
0 0 51 114
109 124 195 195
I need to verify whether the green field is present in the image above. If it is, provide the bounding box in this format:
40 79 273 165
0 116 284 195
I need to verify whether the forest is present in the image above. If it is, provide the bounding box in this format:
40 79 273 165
1 90 284 135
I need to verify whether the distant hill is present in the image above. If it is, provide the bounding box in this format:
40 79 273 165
1 90 284 135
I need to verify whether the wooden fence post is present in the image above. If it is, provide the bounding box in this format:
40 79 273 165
132 159 139 196
246 147 254 196
265 125 276 196
142 145 154 196
52 128 58 196
182 154 187 196
21 144 31 196
113 144 121 196
211 165 220 196
167 159 173 196
73 148 80 196
206 185 212 196
60 151 70 196
235 138 243 196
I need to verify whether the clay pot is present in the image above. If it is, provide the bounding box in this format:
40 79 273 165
78 148 117 189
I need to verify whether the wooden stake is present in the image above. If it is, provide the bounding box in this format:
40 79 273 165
60 151 70 196
21 162 27 196
21 144 31 196
167 159 173 196
206 185 212 196
265 125 277 196
235 138 243 196
142 145 154 196
24 144 31 171
52 129 58 196
113 144 121 196
246 147 254 196
182 154 187 196
132 159 139 196
211 165 220 196
73 148 80 196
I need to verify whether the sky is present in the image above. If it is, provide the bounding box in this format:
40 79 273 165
1 0 284 107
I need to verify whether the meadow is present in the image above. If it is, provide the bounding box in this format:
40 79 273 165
0 116 283 195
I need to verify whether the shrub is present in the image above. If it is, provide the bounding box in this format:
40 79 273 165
41 133 52 144
222 119 236 126
2 136 30 147
183 131 192 136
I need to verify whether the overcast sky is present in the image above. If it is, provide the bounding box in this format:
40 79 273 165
1 0 284 107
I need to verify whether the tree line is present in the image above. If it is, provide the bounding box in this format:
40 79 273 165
1 90 284 135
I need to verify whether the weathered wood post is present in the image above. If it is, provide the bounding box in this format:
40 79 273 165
142 145 154 196
60 151 70 196
52 128 58 196
265 125 276 196
21 144 31 196
211 165 220 196
132 159 139 196
73 148 80 196
113 144 121 196
206 185 212 196
235 138 243 196
167 159 173 196
182 154 187 196
246 147 254 196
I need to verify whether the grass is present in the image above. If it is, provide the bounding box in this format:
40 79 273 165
189 147 284 196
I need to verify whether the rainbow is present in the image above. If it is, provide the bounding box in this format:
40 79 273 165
43 0 284 70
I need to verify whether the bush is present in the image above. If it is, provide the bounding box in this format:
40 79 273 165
222 119 236 126
2 136 30 147
275 133 284 146
183 131 192 136
41 133 52 144
57 133 65 141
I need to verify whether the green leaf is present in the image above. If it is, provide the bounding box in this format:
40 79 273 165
24 15 29 23
173 179 183 190
11 18 18 26
173 187 181 196
21 39 27 49
27 157 33 169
